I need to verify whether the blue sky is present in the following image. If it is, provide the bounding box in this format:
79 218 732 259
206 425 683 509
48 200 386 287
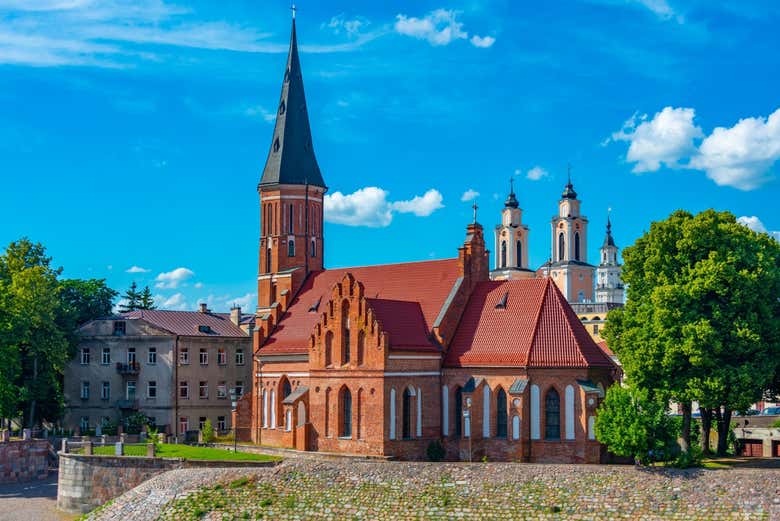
1 0 778 312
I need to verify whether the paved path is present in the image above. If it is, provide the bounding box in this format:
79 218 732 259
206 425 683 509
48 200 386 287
0 471 76 521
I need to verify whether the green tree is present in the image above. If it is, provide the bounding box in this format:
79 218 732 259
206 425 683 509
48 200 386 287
138 285 156 310
119 281 142 312
0 239 69 427
605 209 780 456
201 418 215 443
594 385 674 465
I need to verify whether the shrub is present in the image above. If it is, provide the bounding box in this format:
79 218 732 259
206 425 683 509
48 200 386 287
771 419 780 429
426 440 445 462
202 419 215 443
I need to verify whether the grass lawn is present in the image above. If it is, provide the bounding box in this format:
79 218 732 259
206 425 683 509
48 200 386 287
87 443 279 462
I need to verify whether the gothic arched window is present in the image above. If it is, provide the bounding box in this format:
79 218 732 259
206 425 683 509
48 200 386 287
500 241 507 268
574 232 581 261
496 388 507 438
357 331 365 366
545 388 561 440
340 387 352 438
341 302 350 364
282 379 292 399
324 331 333 366
288 239 295 257
454 386 463 437
516 240 522 268
558 232 565 261
289 204 294 234
402 387 413 439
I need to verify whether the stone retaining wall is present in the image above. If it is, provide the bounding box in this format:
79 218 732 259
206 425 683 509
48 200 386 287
57 453 279 514
0 439 50 483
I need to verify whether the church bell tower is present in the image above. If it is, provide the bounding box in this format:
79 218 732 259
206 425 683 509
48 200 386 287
490 180 534 280
257 16 326 313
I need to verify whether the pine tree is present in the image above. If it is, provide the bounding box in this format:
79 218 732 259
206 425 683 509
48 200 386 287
138 286 156 310
119 281 142 312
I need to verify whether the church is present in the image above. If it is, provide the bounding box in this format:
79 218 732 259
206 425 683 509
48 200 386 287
237 18 622 463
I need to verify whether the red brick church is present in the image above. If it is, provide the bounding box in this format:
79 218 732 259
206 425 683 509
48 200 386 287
238 19 619 463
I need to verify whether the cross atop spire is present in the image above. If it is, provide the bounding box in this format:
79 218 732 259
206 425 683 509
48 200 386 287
472 202 479 224
603 208 616 248
259 14 326 189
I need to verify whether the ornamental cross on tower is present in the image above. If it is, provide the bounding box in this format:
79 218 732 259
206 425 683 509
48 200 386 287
472 202 478 224
291 3 296 19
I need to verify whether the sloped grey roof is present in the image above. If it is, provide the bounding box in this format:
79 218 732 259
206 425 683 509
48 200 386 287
282 386 309 405
259 19 325 189
509 378 529 395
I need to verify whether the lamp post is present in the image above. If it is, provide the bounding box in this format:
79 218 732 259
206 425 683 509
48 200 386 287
463 397 472 462
229 388 238 452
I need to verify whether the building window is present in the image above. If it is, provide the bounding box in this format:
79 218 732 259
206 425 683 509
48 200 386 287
266 247 271 274
101 347 110 365
342 302 350 365
496 388 508 438
127 347 136 364
217 416 226 432
402 387 412 439
217 348 226 365
235 381 244 397
288 239 295 257
357 331 365 366
574 232 581 261
516 240 522 268
217 381 227 399
102 416 111 427
578 291 585 302
199 348 208 365
500 240 507 268
545 388 561 440
180 348 189 365
101 381 110 400
81 381 90 400
199 417 207 430
126 381 136 400
289 204 294 234
593 324 600 335
180 416 189 433
324 331 333 366
148 347 157 365
179 381 189 399
113 321 126 336
311 238 316 257
80 347 90 365
282 379 292 399
148 380 157 399
340 387 352 438
80 416 89 431
235 349 245 365
199 381 208 399
558 232 565 261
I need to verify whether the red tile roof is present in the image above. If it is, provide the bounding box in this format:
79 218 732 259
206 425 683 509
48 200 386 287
445 278 615 368
260 259 460 354
597 340 615 357
122 310 249 338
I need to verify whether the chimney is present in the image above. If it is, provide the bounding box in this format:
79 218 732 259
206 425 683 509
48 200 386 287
230 305 242 326
199 303 208 313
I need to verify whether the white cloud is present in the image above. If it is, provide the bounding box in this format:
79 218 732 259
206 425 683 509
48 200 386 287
633 0 676 20
243 105 276 123
391 189 444 216
394 9 467 46
126 265 150 273
461 189 479 202
689 108 780 191
737 216 780 242
470 35 495 48
325 15 368 37
155 267 194 289
193 282 203 289
324 186 444 227
159 292 187 310
526 166 549 181
609 107 703 173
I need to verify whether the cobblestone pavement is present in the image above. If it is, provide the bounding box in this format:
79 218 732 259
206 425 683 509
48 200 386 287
86 460 780 520
0 470 76 521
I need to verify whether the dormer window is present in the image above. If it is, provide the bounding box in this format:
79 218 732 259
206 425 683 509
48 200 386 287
308 297 321 313
495 292 509 309
113 321 126 336
197 325 212 334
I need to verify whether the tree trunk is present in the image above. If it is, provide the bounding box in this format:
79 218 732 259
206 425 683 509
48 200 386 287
700 407 713 454
716 408 732 456
680 401 692 454
28 356 37 429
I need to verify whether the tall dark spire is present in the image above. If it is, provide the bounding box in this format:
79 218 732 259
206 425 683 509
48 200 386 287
259 17 325 188
603 212 616 248
562 164 577 199
504 177 519 208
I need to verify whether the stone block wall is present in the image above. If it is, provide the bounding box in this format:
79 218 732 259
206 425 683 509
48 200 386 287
57 453 278 514
0 440 50 483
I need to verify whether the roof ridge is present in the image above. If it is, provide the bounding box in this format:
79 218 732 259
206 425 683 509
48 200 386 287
526 278 553 365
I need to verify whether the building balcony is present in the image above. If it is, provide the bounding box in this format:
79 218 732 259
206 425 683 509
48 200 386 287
116 362 140 375
596 284 624 290
115 399 138 410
